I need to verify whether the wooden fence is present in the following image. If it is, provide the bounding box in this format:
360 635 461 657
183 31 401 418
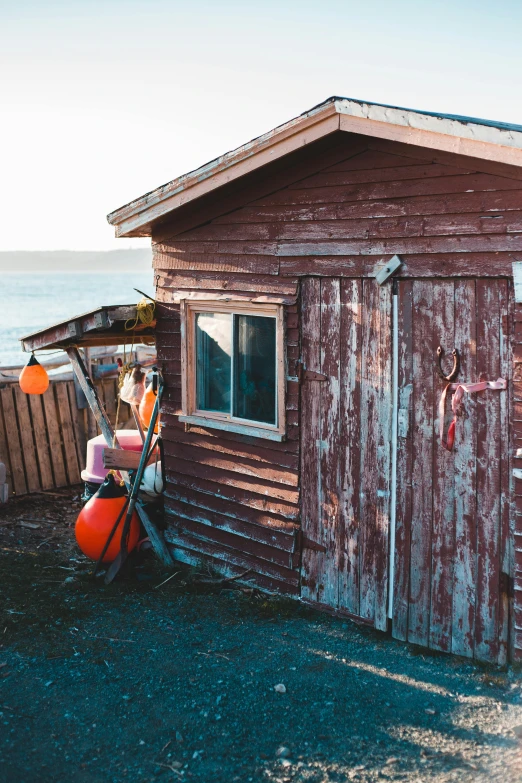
0 375 131 497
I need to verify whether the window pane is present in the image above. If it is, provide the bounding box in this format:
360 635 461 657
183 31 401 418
196 312 232 413
234 315 276 424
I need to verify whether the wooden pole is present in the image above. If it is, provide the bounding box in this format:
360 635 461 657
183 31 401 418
83 348 98 439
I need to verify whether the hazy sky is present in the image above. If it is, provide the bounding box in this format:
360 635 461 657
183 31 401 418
1 0 522 251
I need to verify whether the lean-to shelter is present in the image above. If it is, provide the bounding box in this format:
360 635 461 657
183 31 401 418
99 96 522 663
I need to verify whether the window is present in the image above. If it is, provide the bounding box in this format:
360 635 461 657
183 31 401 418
180 301 285 440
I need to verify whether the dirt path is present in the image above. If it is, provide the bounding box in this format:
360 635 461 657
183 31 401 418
1 490 522 782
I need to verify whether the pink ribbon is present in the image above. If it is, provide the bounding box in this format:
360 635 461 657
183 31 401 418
439 378 507 451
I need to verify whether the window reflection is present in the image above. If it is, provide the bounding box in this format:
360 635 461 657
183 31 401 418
234 315 276 424
196 312 232 413
194 310 277 426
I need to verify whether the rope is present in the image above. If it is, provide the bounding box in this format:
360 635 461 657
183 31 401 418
125 298 155 332
439 377 507 450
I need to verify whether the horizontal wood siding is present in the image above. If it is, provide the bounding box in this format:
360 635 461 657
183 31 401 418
153 135 522 282
155 297 300 592
153 132 521 653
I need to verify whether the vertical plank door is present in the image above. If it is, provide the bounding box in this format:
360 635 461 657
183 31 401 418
393 277 511 664
300 277 393 629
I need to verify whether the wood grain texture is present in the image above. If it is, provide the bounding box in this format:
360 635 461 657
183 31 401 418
408 281 435 646
429 281 456 652
319 278 341 609
0 394 13 493
150 132 518 657
254 173 522 207
212 190 522 225
451 280 478 657
1 387 26 495
54 382 81 486
13 387 40 494
359 281 392 630
392 278 510 663
290 163 475 190
498 281 511 665
475 280 503 662
278 253 514 279
299 277 323 603
299 277 391 628
339 278 363 615
392 280 413 641
28 394 54 491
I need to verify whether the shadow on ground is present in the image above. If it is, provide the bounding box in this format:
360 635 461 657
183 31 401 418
1 521 522 783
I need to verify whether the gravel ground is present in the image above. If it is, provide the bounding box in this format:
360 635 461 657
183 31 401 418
1 489 522 783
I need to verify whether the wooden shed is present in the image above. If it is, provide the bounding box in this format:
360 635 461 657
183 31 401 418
108 97 522 664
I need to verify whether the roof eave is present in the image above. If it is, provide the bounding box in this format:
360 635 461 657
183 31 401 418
108 100 341 238
21 304 156 352
108 98 522 239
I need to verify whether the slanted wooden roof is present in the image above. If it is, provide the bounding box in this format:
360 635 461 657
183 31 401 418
107 96 522 238
20 304 156 352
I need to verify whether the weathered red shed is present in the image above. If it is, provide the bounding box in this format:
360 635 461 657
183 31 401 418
108 97 522 664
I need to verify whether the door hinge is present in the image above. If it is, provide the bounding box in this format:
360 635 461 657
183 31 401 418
295 360 327 383
301 533 327 553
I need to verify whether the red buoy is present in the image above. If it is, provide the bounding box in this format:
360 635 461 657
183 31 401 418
75 473 140 562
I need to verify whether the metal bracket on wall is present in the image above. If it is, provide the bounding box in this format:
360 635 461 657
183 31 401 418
374 254 403 285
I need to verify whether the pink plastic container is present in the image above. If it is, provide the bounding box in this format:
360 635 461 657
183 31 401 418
81 430 145 484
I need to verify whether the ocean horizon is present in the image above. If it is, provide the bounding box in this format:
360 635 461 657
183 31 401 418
1 270 153 367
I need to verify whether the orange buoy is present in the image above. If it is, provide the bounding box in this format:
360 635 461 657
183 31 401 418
19 354 49 395
138 374 159 433
75 473 140 562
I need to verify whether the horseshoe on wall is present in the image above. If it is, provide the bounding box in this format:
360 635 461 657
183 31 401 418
436 346 460 382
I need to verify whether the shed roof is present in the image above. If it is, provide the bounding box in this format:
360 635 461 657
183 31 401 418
20 304 156 352
107 96 522 239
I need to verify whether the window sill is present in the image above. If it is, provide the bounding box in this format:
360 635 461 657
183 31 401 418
178 414 285 441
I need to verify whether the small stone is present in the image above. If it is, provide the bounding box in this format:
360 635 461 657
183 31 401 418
274 684 286 694
425 708 437 715
512 724 522 737
280 759 292 767
176 731 183 743
276 746 291 758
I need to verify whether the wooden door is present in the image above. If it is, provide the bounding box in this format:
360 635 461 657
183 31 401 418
392 278 511 664
300 277 392 630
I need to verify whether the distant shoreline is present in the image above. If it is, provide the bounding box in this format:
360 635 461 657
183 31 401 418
0 248 152 273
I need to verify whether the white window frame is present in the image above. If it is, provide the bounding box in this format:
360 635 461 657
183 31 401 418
179 300 286 441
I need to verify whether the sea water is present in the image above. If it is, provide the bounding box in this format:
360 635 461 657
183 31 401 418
1 271 153 367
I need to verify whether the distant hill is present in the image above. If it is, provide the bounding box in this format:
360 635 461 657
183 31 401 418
0 248 152 272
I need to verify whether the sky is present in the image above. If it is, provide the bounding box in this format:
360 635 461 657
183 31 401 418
1 0 522 252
